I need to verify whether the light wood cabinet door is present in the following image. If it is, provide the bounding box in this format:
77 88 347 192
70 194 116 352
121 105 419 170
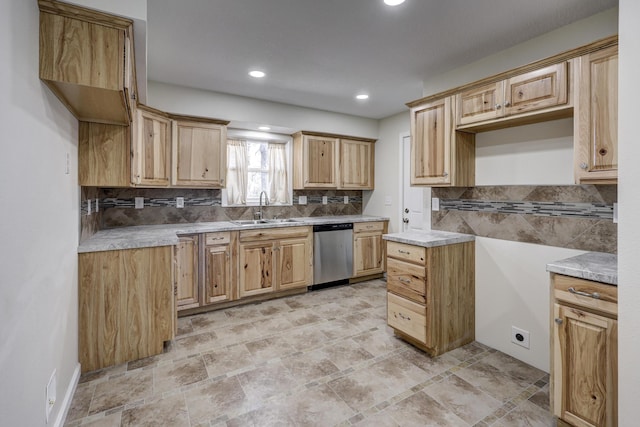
553 303 617 427
172 121 227 187
204 245 233 304
504 62 568 116
79 122 130 187
339 139 374 189
353 232 384 277
303 135 339 188
174 235 200 311
456 82 504 126
239 241 275 297
574 46 618 184
276 237 312 291
132 107 171 187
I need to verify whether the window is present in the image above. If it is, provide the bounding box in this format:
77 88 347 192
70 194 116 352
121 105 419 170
246 141 269 203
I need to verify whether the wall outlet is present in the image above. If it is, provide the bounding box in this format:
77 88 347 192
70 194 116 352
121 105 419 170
86 199 92 216
613 202 618 224
45 369 56 423
322 196 328 205
298 195 307 205
176 197 184 208
343 196 349 204
95 199 99 213
64 152 70 175
135 197 144 209
511 326 530 349
432 198 440 211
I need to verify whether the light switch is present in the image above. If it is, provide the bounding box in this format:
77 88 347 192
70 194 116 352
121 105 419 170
176 197 184 208
384 196 392 206
432 198 440 211
322 196 328 205
298 195 307 205
86 199 92 215
613 202 618 224
344 196 349 204
95 199 99 212
135 197 144 209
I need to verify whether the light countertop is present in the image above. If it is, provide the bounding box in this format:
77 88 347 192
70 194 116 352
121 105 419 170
546 252 617 285
79 215 389 253
382 230 475 248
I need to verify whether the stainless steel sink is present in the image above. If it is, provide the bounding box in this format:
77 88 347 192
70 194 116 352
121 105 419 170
265 219 303 224
230 219 303 226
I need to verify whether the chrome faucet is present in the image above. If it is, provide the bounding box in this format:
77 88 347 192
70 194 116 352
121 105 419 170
256 191 269 220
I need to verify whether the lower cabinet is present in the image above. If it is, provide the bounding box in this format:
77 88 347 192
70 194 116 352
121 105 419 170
353 221 387 278
551 274 618 427
78 246 174 373
386 240 474 356
174 235 200 310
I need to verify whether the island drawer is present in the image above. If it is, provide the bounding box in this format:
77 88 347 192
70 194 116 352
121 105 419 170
387 257 426 304
387 292 426 344
387 241 426 265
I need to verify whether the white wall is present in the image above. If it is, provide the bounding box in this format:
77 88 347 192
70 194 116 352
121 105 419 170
0 1 80 426
617 0 640 424
148 81 378 139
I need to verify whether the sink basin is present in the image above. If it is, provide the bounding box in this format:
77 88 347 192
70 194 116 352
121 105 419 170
230 219 304 226
265 219 303 224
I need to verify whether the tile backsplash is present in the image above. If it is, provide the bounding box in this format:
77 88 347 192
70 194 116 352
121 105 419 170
432 185 617 253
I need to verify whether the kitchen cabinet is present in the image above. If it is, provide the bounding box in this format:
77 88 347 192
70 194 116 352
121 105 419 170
456 62 569 128
239 226 312 298
203 232 235 304
293 131 376 190
38 0 135 125
78 122 131 187
171 116 228 188
79 246 174 372
386 240 474 356
132 105 172 187
551 273 617 427
574 45 618 184
340 139 375 189
175 235 200 310
353 221 387 278
409 96 475 187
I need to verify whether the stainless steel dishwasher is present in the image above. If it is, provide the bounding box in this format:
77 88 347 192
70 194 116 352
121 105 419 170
312 223 353 289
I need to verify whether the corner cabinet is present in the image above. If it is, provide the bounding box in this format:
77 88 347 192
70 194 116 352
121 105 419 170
574 45 618 184
353 221 387 278
38 0 135 125
409 97 475 187
293 132 376 190
551 273 617 427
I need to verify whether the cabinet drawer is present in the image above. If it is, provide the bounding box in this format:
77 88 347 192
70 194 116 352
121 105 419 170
205 232 231 245
240 226 310 242
387 241 426 265
387 292 426 343
387 257 426 304
552 274 617 317
354 221 384 233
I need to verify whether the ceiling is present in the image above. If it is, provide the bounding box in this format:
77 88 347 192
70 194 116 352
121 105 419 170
147 0 616 120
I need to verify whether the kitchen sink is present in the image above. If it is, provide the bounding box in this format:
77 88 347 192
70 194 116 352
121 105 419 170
230 219 304 226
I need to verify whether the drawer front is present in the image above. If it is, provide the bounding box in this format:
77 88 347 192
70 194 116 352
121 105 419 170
354 221 385 233
552 273 617 317
387 292 426 343
240 226 310 242
205 232 231 245
387 241 426 265
387 257 426 304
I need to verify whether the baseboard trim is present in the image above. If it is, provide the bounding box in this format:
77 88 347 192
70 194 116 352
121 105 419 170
53 363 81 427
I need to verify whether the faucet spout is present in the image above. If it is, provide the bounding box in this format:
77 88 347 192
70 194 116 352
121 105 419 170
258 191 269 220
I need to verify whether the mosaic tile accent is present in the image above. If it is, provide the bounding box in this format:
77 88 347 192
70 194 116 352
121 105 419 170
432 185 617 254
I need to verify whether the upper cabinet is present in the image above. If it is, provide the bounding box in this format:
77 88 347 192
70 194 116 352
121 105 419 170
132 106 172 187
293 131 376 190
574 45 618 184
171 116 228 188
409 96 475 187
38 0 135 125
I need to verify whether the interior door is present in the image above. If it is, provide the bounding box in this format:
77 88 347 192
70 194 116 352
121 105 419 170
402 135 429 231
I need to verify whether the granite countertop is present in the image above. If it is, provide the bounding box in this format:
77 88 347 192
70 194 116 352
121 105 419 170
78 215 389 253
546 252 617 286
382 230 475 248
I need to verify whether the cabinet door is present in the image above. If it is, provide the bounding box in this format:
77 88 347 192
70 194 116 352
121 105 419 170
353 232 384 277
239 241 275 297
553 303 617 427
303 135 339 188
172 121 227 187
456 82 504 126
132 108 171 186
574 46 618 184
339 139 374 189
174 236 199 310
79 122 130 187
204 245 232 304
504 62 568 116
276 237 312 291
410 97 453 186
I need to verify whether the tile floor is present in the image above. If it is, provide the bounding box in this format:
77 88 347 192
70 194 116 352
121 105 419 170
65 279 553 427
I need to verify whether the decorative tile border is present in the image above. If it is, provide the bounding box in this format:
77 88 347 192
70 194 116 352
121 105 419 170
440 199 613 220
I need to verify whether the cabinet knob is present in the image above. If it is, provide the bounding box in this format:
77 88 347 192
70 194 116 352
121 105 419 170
504 101 511 107
555 318 563 325
580 162 588 170
495 104 502 110
443 172 448 177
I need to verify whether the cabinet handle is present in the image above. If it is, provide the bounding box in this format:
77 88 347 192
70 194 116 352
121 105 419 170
579 162 588 170
399 278 411 284
495 104 502 110
568 287 600 299
555 318 563 325
443 172 448 177
504 101 511 107
398 250 411 255
396 312 411 321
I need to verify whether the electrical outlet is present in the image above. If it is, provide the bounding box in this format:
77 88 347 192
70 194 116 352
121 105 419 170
176 197 184 208
45 370 56 423
322 196 328 205
135 197 144 209
298 195 307 205
613 202 618 224
511 326 530 349
95 199 99 213
432 198 440 211
86 199 92 216
64 152 70 175
343 196 349 204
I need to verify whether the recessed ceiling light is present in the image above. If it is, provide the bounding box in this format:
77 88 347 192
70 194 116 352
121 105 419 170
258 126 271 131
249 70 266 78
384 0 405 5
356 94 369 100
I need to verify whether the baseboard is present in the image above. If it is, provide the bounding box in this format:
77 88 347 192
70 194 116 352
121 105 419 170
53 363 81 427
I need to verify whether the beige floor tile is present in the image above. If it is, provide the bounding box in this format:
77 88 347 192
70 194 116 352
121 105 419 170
121 393 189 427
184 376 257 424
337 296 373 312
256 298 293 317
213 321 263 346
455 360 529 403
446 342 488 362
188 309 231 332
244 335 296 360
176 316 193 336
202 344 255 378
153 356 208 394
89 370 153 415
237 361 300 402
174 331 219 355
281 352 340 384
65 382 95 422
282 324 333 352
353 410 401 426
315 318 365 341
287 307 324 326
313 301 352 318
351 327 408 357
80 412 122 426
480 351 547 384
401 346 459 378
255 313 296 334
384 391 469 427
528 383 550 411
494 399 554 427
313 338 375 370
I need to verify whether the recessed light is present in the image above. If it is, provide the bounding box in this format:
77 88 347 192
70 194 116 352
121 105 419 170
249 70 266 78
356 94 369 100
384 0 405 5
258 126 271 131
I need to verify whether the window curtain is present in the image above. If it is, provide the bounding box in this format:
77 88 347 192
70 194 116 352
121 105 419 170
226 139 248 205
268 142 289 204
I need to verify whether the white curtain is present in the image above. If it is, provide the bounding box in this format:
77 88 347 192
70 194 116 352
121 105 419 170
268 142 289 204
226 139 248 205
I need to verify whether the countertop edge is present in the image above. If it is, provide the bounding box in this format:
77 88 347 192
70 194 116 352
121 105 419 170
382 230 475 248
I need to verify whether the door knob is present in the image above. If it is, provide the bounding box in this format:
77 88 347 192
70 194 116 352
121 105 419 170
403 218 409 223
404 208 409 213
